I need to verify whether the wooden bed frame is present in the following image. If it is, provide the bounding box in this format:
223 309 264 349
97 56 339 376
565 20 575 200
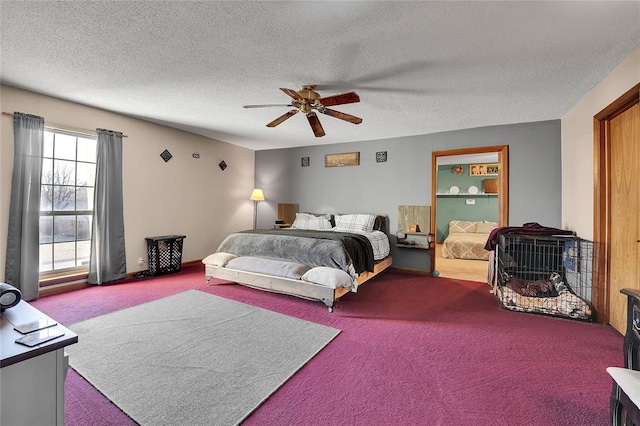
205 256 392 312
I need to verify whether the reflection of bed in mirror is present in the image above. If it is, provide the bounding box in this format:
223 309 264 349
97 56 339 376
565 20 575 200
204 213 392 312
441 220 497 261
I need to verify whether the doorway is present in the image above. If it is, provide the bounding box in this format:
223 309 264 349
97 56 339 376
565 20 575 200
594 83 640 330
430 146 510 281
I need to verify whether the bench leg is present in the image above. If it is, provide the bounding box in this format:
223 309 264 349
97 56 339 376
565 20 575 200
611 382 624 426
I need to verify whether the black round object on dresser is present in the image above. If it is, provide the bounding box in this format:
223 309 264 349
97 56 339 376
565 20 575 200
0 282 22 311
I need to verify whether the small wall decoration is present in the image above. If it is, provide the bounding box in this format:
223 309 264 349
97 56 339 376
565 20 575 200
218 160 227 171
376 151 388 163
470 163 499 176
160 149 172 162
325 152 360 167
301 157 310 167
192 151 200 159
452 165 463 175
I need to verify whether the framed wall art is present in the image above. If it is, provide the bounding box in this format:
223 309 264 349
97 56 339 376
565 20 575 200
376 151 388 163
470 163 499 176
324 152 360 167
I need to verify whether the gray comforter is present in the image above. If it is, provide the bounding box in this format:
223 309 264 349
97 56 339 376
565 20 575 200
215 229 375 277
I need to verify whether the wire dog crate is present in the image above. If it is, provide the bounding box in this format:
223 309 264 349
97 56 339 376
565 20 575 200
145 235 186 276
495 234 595 321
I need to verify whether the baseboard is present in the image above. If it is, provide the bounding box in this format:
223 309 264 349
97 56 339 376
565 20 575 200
39 281 89 297
389 266 433 276
183 259 204 268
39 260 205 297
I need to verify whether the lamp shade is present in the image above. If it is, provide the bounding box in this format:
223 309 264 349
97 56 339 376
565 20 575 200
249 188 265 201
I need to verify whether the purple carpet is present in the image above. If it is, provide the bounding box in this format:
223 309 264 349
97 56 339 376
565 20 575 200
32 265 623 425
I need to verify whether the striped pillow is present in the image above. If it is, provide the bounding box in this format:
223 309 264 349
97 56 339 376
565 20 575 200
333 214 376 233
291 213 333 230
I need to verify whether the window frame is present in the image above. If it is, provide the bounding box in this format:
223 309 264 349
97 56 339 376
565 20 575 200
39 128 97 283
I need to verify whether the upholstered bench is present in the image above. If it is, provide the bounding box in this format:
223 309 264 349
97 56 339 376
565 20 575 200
608 367 640 425
609 289 640 425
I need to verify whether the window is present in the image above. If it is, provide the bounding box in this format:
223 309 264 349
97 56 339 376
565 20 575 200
39 130 97 276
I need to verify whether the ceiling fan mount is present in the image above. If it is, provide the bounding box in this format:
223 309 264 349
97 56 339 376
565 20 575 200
243 85 362 137
297 85 321 100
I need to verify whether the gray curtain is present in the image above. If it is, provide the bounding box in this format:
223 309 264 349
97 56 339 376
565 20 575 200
5 112 44 301
88 128 126 284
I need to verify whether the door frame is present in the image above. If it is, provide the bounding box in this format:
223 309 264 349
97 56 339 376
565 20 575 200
430 145 510 273
593 83 640 324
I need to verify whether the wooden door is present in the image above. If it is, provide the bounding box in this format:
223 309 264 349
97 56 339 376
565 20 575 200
608 102 640 333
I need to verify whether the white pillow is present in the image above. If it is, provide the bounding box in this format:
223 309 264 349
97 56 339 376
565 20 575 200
291 213 332 230
475 221 497 234
202 252 237 267
301 267 354 289
333 214 376 233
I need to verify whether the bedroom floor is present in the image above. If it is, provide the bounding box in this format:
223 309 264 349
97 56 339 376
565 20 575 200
434 243 489 283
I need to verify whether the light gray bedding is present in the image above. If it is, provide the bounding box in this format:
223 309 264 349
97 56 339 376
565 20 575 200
225 257 310 280
216 231 359 279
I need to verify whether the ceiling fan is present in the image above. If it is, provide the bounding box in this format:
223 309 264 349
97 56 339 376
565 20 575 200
243 85 362 137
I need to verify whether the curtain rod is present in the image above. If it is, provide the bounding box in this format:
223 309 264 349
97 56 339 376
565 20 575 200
2 112 128 137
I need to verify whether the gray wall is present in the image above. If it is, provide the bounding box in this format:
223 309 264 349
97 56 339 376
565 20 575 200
254 120 561 271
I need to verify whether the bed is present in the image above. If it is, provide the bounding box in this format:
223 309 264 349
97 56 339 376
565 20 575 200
204 213 392 311
441 220 497 261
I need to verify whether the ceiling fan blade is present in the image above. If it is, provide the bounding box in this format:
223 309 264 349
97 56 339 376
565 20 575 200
243 104 294 108
280 88 304 101
266 110 298 127
318 108 363 125
306 112 325 137
317 91 360 107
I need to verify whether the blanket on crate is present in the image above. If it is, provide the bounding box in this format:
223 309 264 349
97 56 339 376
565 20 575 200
485 222 575 251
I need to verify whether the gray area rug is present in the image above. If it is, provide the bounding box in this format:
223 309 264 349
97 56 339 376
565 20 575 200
66 290 340 425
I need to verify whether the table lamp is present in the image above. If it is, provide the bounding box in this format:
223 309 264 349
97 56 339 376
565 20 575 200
250 188 265 229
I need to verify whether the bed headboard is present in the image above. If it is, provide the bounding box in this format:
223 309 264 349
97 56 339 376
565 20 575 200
374 215 387 234
277 204 299 225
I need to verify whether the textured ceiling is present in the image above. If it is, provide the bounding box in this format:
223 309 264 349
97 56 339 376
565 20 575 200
1 1 638 151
